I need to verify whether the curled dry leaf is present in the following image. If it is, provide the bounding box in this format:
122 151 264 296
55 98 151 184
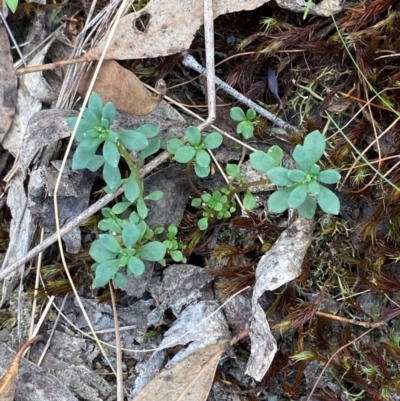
131 341 228 401
0 335 41 401
85 0 270 60
78 61 166 116
246 216 315 381
0 22 17 142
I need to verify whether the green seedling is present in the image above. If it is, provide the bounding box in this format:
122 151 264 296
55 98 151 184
162 224 187 263
251 130 341 219
225 163 256 210
191 186 236 230
230 107 257 139
167 126 223 177
90 211 166 288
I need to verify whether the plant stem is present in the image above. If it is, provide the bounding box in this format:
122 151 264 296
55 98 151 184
227 179 270 202
117 142 144 193
186 163 202 196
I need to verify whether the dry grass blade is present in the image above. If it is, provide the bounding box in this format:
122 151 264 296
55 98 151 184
0 335 41 400
131 341 228 401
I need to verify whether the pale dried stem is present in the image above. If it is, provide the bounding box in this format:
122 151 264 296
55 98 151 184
182 52 300 134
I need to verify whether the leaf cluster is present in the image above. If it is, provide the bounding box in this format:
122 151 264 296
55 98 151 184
167 126 223 177
191 187 236 230
230 107 257 139
162 224 187 263
90 208 166 287
251 130 341 219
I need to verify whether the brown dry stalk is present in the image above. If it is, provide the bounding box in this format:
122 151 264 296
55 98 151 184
315 311 384 329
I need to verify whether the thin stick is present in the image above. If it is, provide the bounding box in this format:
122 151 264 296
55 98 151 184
110 283 124 400
182 52 300 134
197 0 215 132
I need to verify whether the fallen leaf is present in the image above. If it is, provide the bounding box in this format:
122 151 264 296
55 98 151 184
246 216 315 381
0 335 41 401
0 21 17 141
78 61 166 116
131 341 228 401
275 0 343 17
85 0 270 60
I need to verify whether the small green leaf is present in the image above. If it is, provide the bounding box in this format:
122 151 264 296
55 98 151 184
137 123 160 138
88 93 103 118
230 107 246 121
226 164 241 179
127 256 145 275
5 0 17 12
167 138 184 154
203 132 223 149
98 218 121 234
191 198 202 207
171 250 184 262
307 180 320 195
297 194 317 219
268 186 295 213
114 273 127 287
93 258 121 288
195 149 211 168
139 140 161 163
137 196 148 219
250 150 280 173
122 223 140 248
318 169 341 184
90 240 119 262
107 130 119 143
287 169 307 183
125 175 140 203
102 102 116 125
238 121 254 139
103 139 120 168
83 108 101 126
198 217 208 230
246 108 257 120
100 234 122 253
145 190 163 201
112 202 131 214
288 184 308 208
186 126 201 146
201 193 211 202
72 138 103 169
293 130 326 172
103 163 122 191
118 130 148 151
194 163 210 177
86 155 105 172
267 167 294 186
316 185 340 215
175 146 196 163
309 164 321 176
268 145 284 165
137 242 166 261
168 224 178 236
244 191 256 210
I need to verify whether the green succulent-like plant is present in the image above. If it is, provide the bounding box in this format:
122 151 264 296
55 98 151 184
251 130 341 219
230 107 257 139
167 126 223 177
191 186 236 230
90 210 166 288
162 224 187 263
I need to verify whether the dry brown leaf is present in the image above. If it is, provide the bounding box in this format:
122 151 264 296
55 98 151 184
78 61 166 115
85 0 269 60
131 341 228 401
0 335 41 401
0 22 17 141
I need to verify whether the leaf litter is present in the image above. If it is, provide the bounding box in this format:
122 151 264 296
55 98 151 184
3 0 398 399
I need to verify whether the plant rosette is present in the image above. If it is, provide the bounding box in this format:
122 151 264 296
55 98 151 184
167 126 223 177
266 130 341 219
230 107 257 139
